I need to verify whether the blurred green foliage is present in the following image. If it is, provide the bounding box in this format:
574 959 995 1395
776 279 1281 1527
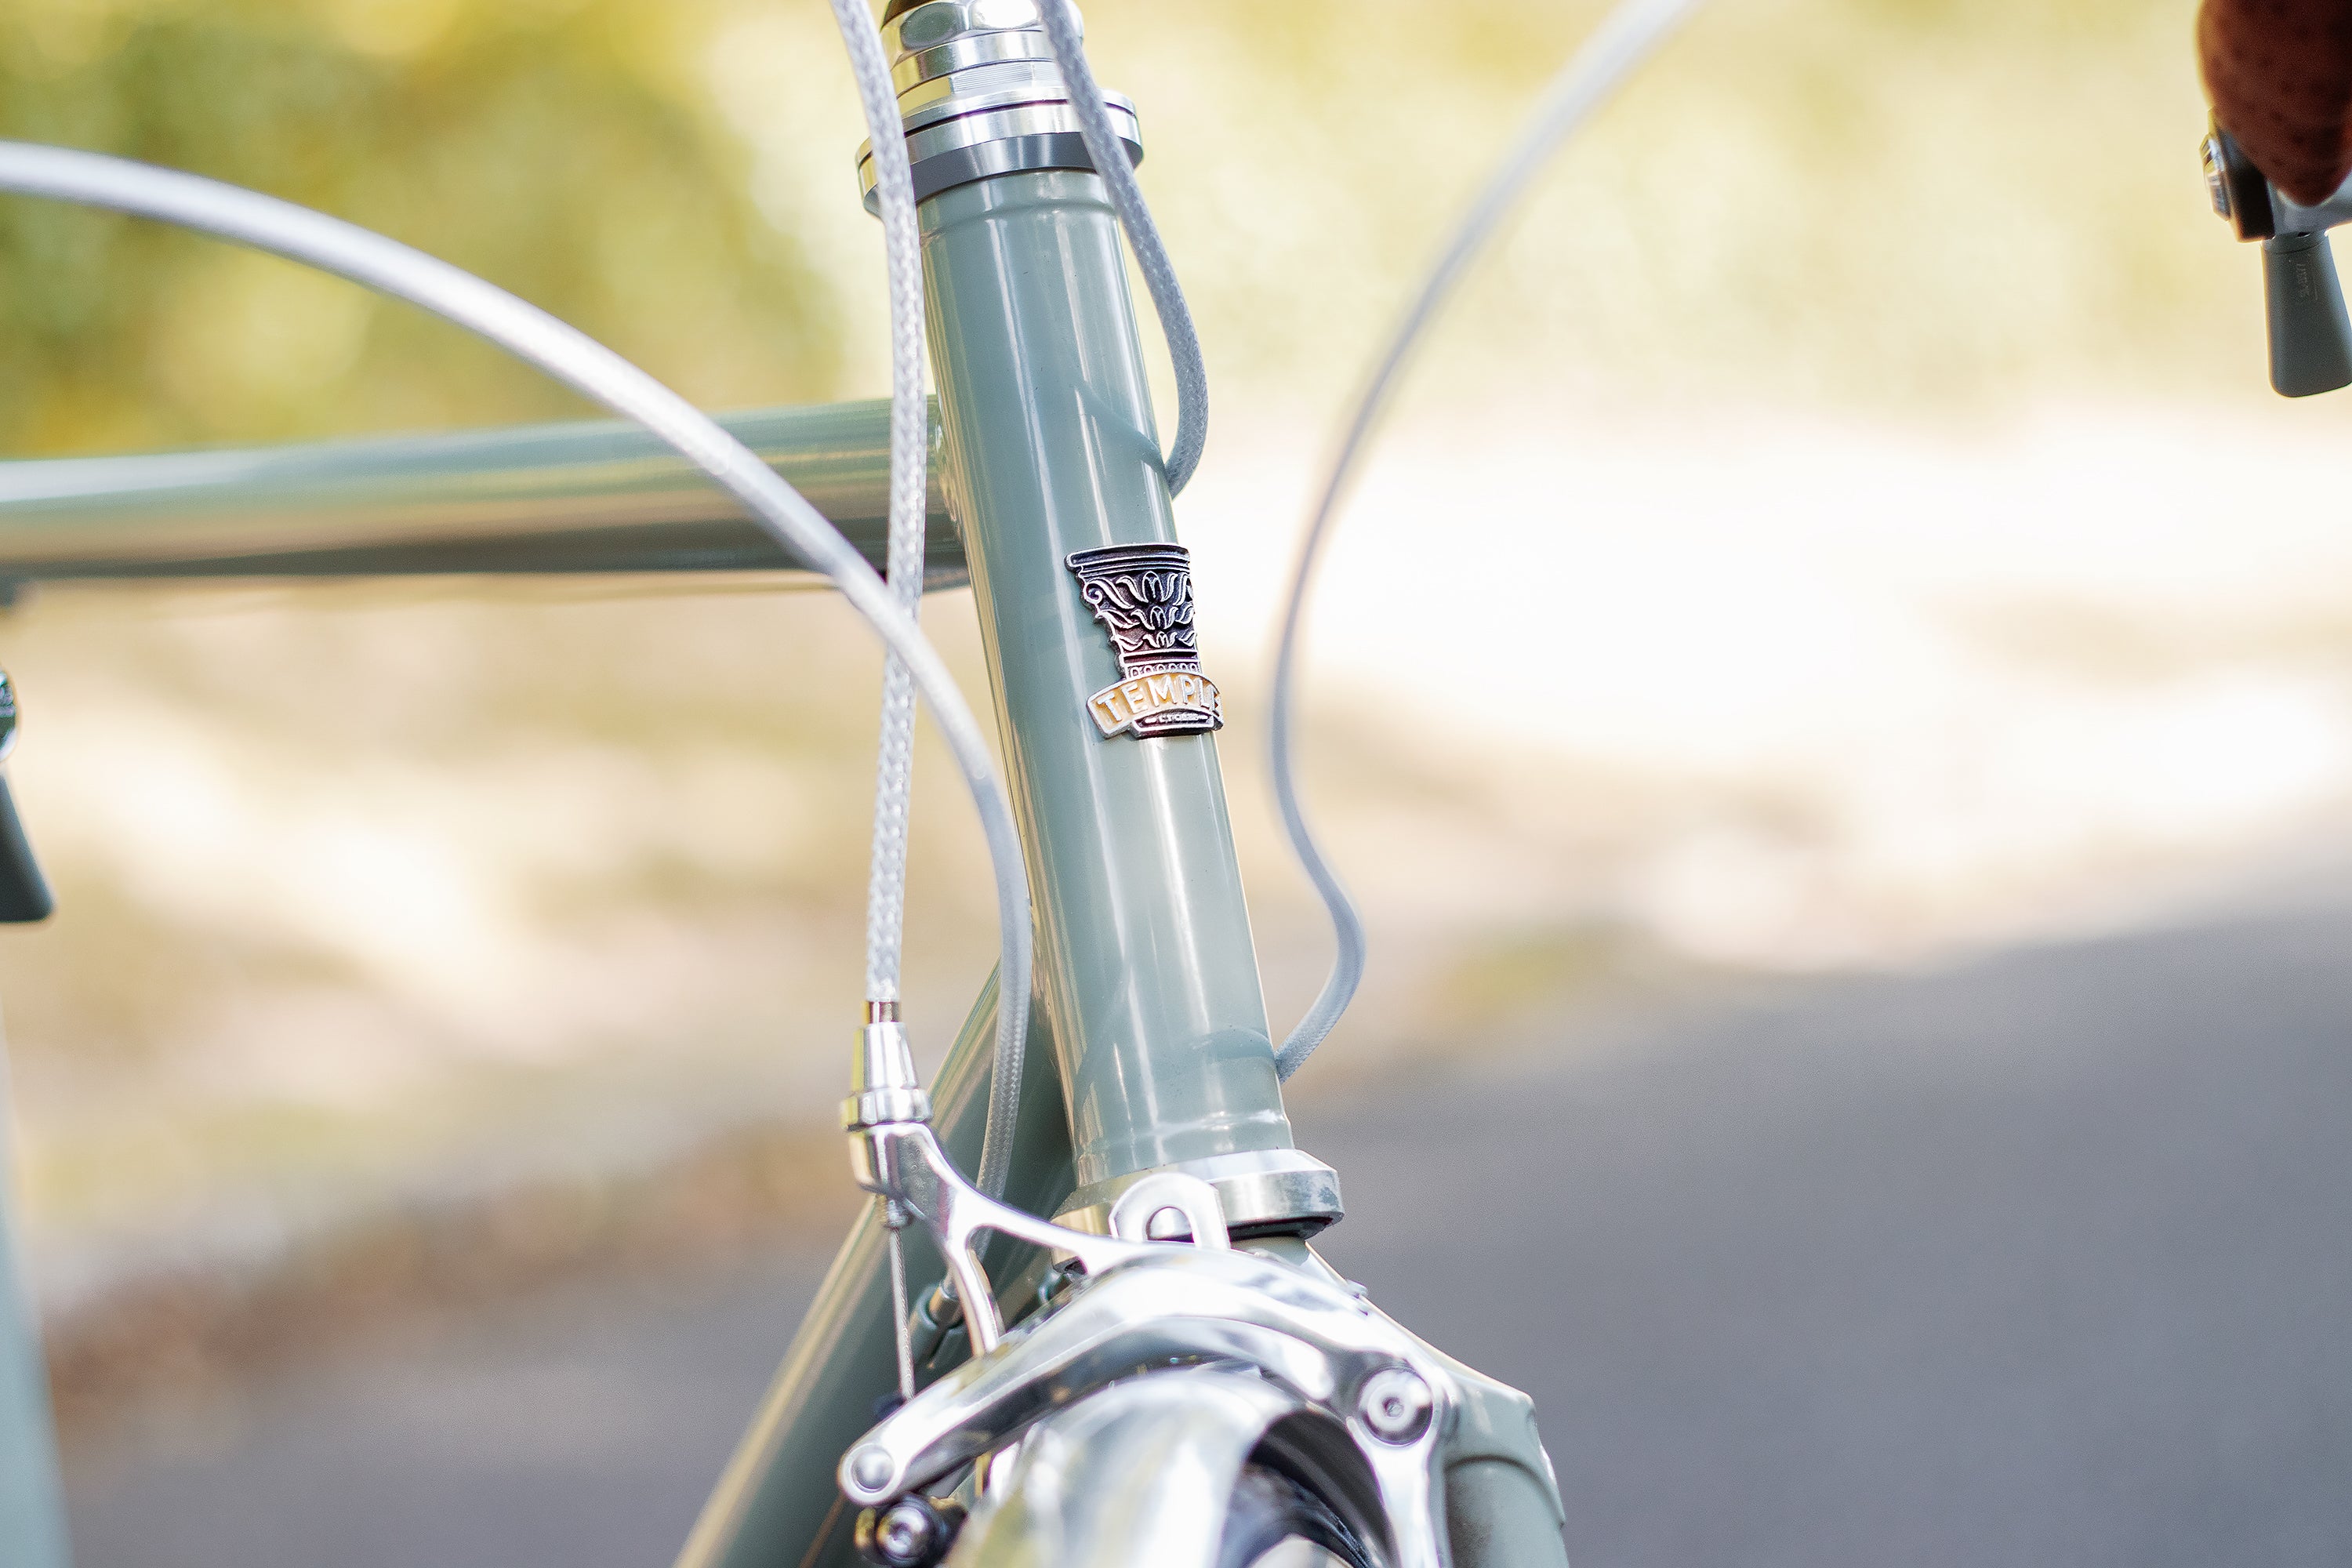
0 0 2294 1306
1099 0 2236 414
0 0 2243 461
0 0 842 456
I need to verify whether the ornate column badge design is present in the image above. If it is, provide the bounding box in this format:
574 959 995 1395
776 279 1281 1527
1065 543 1223 739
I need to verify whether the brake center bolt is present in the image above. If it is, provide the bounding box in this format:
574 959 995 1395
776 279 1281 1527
848 1443 896 1495
875 1501 933 1563
856 1493 964 1568
1358 1367 1434 1443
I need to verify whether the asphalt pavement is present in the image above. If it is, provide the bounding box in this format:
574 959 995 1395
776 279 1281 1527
60 895 2352 1566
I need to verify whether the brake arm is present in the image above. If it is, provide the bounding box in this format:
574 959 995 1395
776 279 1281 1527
836 1245 1460 1568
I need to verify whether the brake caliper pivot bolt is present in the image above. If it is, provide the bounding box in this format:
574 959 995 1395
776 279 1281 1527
1358 1367 1434 1443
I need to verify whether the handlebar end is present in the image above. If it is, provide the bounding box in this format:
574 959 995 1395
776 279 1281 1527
2263 230 2352 397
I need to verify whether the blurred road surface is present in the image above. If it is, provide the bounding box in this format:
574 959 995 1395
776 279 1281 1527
61 894 2352 1566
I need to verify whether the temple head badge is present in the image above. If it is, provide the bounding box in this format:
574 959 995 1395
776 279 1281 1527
1065 543 1223 739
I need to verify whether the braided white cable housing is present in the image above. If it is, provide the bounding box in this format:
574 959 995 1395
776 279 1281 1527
1269 0 1705 1080
833 0 1029 1200
0 140 1037 1163
1034 0 1208 497
833 0 928 1016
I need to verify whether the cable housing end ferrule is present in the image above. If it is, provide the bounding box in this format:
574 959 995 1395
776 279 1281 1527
844 1018 935 1131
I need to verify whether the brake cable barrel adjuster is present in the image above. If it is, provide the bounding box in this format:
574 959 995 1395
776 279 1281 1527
855 0 1142 209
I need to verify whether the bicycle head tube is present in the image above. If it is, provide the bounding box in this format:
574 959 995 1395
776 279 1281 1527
862 0 1345 1237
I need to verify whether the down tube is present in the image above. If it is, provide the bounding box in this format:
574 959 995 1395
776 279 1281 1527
0 1046 69 1568
671 971 1070 1568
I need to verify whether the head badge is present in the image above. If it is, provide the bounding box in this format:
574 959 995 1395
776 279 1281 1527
1065 543 1222 739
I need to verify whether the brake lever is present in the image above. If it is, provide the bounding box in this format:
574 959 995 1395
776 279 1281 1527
0 669 53 924
2204 125 2352 397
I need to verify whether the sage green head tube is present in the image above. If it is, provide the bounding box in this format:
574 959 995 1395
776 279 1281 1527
918 166 1296 1192
0 1069 67 1568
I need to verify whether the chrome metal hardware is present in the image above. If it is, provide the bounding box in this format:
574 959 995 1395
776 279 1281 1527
845 1110 1170 1352
837 1040 1444 1566
851 1444 895 1492
834 1242 1459 1568
855 1492 964 1567
1104 1169 1230 1245
1056 1147 1345 1238
844 1019 934 1132
2203 136 2233 220
1358 1367 1436 1445
2204 129 2274 242
855 0 1142 206
954 1367 1331 1568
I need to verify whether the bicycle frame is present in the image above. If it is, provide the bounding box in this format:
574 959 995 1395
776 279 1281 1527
0 1101 67 1568
0 399 956 584
0 24 1570 1568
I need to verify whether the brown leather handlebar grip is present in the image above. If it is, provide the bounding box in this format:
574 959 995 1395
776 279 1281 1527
2200 0 2352 205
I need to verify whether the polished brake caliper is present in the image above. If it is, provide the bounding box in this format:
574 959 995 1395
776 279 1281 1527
840 1125 1457 1565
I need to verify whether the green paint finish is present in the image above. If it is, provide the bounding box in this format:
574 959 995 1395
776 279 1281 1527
0 1058 70 1568
1436 1357 1573 1568
679 162 1312 1568
0 401 959 584
673 971 1073 1568
919 169 1291 1189
1446 1460 1573 1568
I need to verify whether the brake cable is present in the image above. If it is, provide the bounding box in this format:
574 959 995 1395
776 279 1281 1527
1268 0 1706 1079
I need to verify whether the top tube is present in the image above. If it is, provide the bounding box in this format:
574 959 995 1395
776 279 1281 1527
0 399 959 585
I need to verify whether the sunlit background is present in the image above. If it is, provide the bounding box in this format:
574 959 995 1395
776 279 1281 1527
6 0 2350 1559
